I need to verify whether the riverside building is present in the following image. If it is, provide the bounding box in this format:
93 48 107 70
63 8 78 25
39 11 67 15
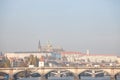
61 50 118 63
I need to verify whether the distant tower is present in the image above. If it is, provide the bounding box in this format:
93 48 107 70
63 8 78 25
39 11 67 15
46 41 53 52
38 40 42 52
87 49 90 56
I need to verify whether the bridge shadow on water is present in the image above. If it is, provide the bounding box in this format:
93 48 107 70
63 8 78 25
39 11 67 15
1 69 120 80
44 70 75 80
79 70 110 78
13 70 41 80
78 70 120 80
0 72 9 80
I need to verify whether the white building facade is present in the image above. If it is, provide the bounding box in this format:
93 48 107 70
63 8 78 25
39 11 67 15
61 51 118 63
4 52 52 59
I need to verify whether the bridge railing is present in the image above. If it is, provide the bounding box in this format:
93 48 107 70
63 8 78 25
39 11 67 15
0 66 120 70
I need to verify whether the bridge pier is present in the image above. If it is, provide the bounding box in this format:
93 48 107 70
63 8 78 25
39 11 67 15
41 74 47 80
74 74 79 80
110 75 116 80
9 78 13 80
9 69 14 80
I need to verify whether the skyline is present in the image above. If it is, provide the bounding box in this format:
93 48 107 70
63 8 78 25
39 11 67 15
0 0 120 55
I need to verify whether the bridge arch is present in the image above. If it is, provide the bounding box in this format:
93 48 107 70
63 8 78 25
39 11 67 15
13 70 41 79
78 69 111 77
43 69 79 80
77 69 89 75
115 71 120 76
13 70 29 79
44 70 59 79
0 71 9 75
44 69 74 76
101 69 112 75
0 72 9 75
39 69 56 75
13 70 25 76
0 72 9 80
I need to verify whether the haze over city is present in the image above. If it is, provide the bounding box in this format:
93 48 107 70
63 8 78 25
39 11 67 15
0 0 120 55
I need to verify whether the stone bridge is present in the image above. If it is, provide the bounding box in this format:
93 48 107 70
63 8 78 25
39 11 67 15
0 67 120 80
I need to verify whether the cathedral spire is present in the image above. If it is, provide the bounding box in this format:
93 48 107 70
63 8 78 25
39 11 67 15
38 40 41 52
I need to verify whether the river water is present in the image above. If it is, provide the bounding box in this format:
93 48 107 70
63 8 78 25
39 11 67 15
17 76 120 80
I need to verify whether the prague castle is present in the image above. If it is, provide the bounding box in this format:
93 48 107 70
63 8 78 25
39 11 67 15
4 40 64 59
37 40 64 53
3 41 120 65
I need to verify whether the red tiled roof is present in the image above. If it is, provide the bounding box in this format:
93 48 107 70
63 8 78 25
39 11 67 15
61 52 117 56
87 54 116 56
61 51 85 55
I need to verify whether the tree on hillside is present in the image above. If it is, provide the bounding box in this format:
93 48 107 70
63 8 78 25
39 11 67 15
24 57 28 67
4 57 11 68
29 55 34 65
29 55 38 66
0 62 4 67
33 56 39 67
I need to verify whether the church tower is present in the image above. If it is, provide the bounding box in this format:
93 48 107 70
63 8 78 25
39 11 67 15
38 40 42 52
46 41 53 52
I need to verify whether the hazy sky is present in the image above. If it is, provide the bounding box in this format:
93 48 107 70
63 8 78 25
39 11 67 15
0 0 120 55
